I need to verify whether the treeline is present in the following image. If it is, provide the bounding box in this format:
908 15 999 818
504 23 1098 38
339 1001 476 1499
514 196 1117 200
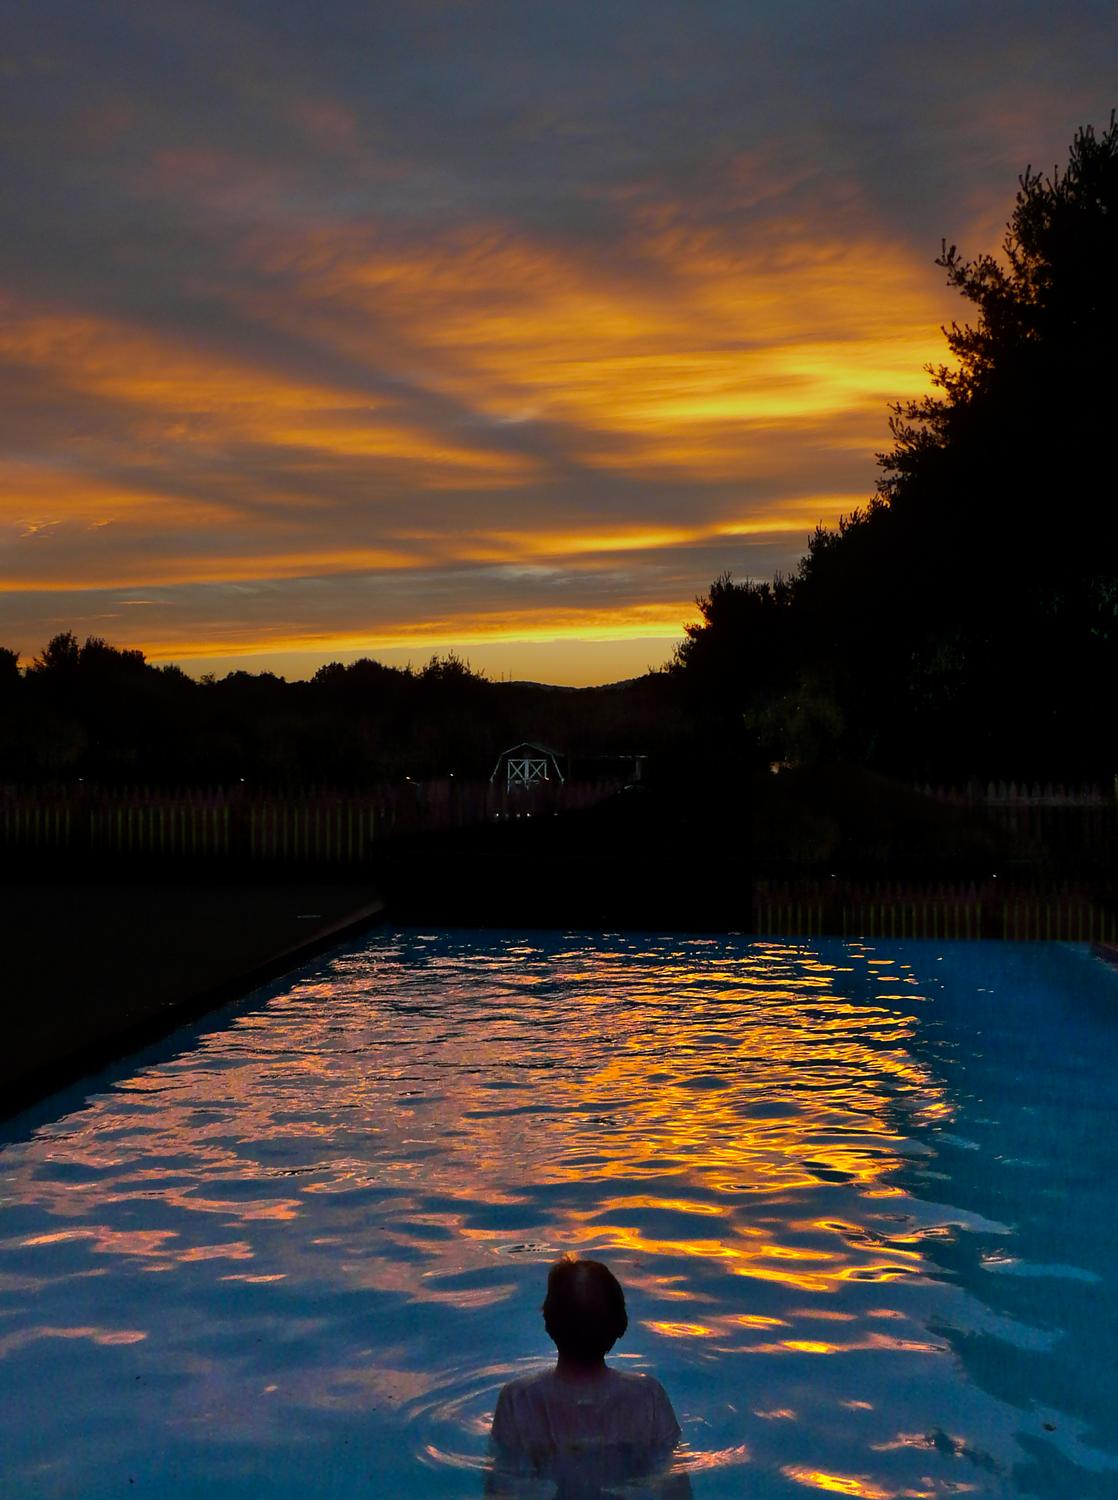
674 115 1118 781
0 634 681 786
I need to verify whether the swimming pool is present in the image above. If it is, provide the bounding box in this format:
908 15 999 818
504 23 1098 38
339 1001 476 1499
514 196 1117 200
1 933 1115 1498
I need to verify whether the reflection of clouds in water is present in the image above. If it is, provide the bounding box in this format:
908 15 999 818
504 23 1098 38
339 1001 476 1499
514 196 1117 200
782 1466 894 1498
6 938 949 1312
0 1324 148 1357
6 932 1089 1497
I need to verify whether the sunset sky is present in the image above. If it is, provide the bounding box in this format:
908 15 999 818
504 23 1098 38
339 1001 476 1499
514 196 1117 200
3 3 1116 683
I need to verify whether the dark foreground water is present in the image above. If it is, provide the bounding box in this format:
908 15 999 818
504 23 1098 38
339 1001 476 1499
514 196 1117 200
1 934 1116 1498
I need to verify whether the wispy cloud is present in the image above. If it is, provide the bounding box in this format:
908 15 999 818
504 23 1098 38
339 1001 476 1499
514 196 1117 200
2 1 1115 676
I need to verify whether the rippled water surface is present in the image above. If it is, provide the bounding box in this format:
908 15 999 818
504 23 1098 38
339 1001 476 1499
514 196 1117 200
2 933 1117 1499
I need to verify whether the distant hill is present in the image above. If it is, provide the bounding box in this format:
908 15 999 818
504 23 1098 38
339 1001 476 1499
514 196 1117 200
501 678 642 693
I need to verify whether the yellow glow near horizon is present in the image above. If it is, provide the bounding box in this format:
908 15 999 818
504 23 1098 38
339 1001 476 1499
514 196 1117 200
137 604 698 666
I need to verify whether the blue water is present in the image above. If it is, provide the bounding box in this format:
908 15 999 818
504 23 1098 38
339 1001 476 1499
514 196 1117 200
1 934 1116 1499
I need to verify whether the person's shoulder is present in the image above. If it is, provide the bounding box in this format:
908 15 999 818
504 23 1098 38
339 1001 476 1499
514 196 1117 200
608 1368 669 1396
498 1368 554 1400
609 1369 680 1440
492 1369 554 1450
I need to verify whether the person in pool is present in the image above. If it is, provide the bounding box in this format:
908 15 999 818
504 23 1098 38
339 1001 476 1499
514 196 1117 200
487 1255 691 1497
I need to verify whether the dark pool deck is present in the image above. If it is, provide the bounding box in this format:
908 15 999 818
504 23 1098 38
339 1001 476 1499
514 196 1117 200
0 876 385 1118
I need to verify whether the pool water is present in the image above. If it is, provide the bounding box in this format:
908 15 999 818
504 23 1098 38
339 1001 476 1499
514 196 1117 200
1 933 1116 1499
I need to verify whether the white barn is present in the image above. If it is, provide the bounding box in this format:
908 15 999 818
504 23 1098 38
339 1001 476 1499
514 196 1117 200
490 740 566 791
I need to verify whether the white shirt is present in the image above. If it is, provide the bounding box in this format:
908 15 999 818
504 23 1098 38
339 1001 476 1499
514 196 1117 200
491 1365 681 1456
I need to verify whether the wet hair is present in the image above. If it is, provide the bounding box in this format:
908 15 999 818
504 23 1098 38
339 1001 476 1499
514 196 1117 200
542 1255 628 1360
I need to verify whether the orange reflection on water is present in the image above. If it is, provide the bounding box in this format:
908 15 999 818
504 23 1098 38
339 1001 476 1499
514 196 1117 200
781 1340 847 1355
643 1321 718 1339
1 938 953 1310
783 1465 895 1498
22 1227 178 1258
0 935 980 1497
0 1325 148 1357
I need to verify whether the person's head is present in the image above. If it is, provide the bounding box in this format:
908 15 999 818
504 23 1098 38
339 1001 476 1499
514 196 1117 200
542 1255 628 1363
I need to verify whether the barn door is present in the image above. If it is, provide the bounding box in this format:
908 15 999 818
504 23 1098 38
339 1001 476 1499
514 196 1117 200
507 757 549 789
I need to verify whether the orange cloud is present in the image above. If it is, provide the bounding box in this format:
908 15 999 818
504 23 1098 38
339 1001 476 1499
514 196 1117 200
247 211 948 482
2 194 952 670
0 297 539 486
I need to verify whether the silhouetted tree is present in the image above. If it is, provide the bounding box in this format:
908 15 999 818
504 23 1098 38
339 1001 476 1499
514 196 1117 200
672 573 797 747
419 651 481 686
876 112 1118 580
30 631 82 676
681 114 1118 778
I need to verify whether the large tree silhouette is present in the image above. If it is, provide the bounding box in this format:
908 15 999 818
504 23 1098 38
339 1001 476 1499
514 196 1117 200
682 114 1118 778
879 112 1117 573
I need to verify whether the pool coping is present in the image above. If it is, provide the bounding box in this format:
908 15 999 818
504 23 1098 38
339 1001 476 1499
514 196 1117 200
3 893 387 1121
1092 941 1118 972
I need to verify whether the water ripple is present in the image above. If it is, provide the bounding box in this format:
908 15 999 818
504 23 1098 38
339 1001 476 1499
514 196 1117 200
1 933 1116 1497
